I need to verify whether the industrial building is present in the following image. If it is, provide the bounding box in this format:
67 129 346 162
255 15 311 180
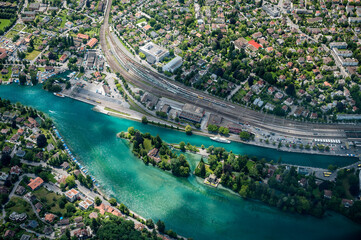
179 103 205 123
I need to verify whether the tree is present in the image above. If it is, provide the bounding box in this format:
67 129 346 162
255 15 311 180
65 202 76 213
285 84 295 96
109 198 117 206
59 196 67 209
96 219 147 240
95 196 101 206
157 220 165 233
197 159 206 178
141 116 148 124
239 185 248 198
149 18 156 27
239 131 251 141
118 203 129 215
179 141 186 152
1 154 11 166
185 125 192 135
248 76 254 86
19 74 27 85
127 127 135 135
30 71 37 85
36 134 47 148
139 52 146 59
207 124 218 132
65 175 76 188
146 219 154 228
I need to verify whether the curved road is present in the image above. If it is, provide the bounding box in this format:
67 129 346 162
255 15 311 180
100 0 361 140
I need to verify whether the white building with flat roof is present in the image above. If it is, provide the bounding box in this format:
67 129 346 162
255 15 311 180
162 56 182 72
139 42 169 64
329 42 348 49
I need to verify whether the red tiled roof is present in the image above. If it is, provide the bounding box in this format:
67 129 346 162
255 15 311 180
248 40 262 49
86 38 98 48
77 33 89 40
28 177 44 190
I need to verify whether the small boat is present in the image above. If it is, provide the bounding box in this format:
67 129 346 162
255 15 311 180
53 93 65 98
210 136 231 144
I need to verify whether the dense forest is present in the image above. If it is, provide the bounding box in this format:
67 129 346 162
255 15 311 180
119 127 190 177
195 146 361 223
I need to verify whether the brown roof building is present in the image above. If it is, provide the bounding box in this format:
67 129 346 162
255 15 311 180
86 38 98 48
77 33 89 40
45 213 55 223
28 177 44 191
0 48 7 60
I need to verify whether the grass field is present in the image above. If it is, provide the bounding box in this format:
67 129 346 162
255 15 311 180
246 160 255 171
26 50 41 60
13 23 25 31
58 10 68 28
0 19 11 32
231 89 246 102
5 30 17 39
1 67 12 82
136 18 146 24
143 138 153 152
6 197 37 220
33 187 66 215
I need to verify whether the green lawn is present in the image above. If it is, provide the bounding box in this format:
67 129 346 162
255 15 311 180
143 138 153 152
13 23 25 31
84 28 99 38
77 72 84 78
33 187 66 215
1 67 12 82
0 19 11 32
5 30 17 39
0 167 10 172
245 36 251 41
6 197 37 220
23 27 35 33
136 18 146 24
232 89 246 102
246 160 255 171
59 11 68 28
25 50 41 60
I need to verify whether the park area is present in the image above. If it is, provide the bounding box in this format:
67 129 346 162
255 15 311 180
0 19 11 32
25 50 41 60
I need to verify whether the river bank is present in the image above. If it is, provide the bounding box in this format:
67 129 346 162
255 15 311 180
1 84 361 240
72 87 358 161
42 85 361 168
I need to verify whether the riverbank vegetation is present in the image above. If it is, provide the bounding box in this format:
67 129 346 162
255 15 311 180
119 127 190 177
195 146 361 224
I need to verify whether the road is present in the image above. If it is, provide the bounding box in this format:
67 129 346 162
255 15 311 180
99 0 361 143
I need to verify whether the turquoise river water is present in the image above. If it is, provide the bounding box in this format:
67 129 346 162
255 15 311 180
1 85 361 240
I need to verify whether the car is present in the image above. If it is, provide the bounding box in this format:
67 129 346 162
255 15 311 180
358 164 361 168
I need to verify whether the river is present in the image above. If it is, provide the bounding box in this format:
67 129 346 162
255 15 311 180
1 85 360 240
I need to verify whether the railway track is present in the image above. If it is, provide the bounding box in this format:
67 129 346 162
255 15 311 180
100 0 361 140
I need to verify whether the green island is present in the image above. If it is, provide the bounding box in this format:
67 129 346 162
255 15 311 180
195 146 361 224
118 126 361 224
118 127 191 177
0 98 187 240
